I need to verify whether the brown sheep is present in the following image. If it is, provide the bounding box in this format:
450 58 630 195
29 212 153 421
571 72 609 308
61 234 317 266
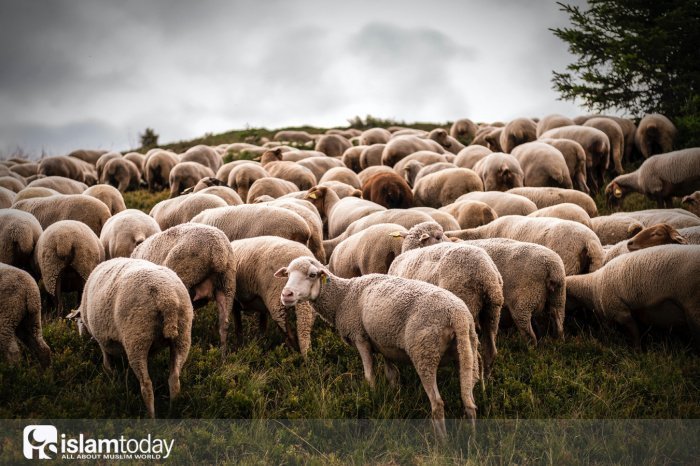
362 171 414 209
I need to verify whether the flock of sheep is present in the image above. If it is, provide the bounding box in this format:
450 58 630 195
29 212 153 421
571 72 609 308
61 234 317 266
1 113 699 436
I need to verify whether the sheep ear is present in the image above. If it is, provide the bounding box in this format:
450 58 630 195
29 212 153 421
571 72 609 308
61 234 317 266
66 309 81 320
274 267 289 278
352 189 362 198
672 232 688 244
419 233 430 243
253 156 262 162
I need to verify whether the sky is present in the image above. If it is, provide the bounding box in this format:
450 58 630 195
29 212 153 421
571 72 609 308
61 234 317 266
0 0 587 157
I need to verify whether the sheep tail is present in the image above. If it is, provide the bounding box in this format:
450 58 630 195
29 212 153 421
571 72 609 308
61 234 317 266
159 290 180 339
454 314 478 420
578 245 591 274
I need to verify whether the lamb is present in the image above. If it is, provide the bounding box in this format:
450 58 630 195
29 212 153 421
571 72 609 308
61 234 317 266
508 187 598 217
447 215 605 275
168 162 215 198
131 224 236 355
605 148 700 208
360 128 392 145
635 114 677 159
260 149 316 190
450 118 478 145
328 223 408 278
341 146 367 173
0 209 43 272
602 223 688 264
180 145 222 173
144 150 179 192
246 177 298 202
27 176 87 194
539 138 589 193
389 239 503 378
457 191 537 216
473 152 524 191
682 191 700 217
413 168 483 209
276 256 480 436
609 209 700 229
68 258 193 418
540 125 610 194
359 144 386 169
500 118 537 153
83 184 126 215
566 245 700 347
101 158 141 192
149 193 227 230
510 142 573 189
227 163 269 201
428 128 465 153
319 167 362 189
304 185 385 238
35 220 105 315
0 263 51 368
100 209 161 259
381 135 445 167
535 114 575 137
0 186 15 208
583 117 625 175
527 203 592 229
440 200 498 229
229 237 317 355
191 204 316 252
454 145 492 169
315 134 352 157
362 171 414 208
13 194 111 236
590 215 644 245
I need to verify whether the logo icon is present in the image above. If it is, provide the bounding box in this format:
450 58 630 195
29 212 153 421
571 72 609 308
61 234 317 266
23 425 58 460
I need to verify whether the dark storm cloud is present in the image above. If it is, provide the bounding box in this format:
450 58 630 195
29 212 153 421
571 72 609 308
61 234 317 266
0 0 586 157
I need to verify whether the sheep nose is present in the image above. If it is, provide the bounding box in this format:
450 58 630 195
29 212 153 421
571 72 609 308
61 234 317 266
282 289 294 298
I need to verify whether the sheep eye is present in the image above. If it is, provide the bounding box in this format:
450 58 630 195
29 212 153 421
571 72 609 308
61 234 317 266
309 272 317 278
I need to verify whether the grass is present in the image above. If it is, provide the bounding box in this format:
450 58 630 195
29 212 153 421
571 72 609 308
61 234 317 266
2 138 699 462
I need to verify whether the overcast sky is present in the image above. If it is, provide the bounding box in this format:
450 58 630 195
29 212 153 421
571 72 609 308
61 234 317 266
0 0 586 157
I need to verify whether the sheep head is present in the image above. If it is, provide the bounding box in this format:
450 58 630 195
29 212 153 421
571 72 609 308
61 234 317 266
605 181 626 208
627 223 687 251
275 256 329 307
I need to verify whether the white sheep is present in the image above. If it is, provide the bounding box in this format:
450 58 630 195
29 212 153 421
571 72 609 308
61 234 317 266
100 209 161 259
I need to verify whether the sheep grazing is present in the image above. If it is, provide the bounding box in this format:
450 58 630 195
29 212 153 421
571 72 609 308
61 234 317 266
454 145 492 169
510 142 573 189
407 162 454 188
0 209 43 272
359 144 386 169
328 223 409 278
304 185 385 238
319 167 362 189
10 161 39 178
500 118 537 153
341 146 367 173
635 114 677 159
13 194 111 236
381 135 445 167
315 134 352 158
539 138 589 193
35 220 105 315
606 148 700 208
393 151 449 177
472 153 524 191
68 148 107 165
144 150 178 192
457 191 537 216
428 128 465 153
260 149 317 190
274 130 315 144
180 145 222 173
450 118 479 145
508 187 598 218
194 185 244 206
682 191 700 217
390 238 504 378
527 203 592 229
362 171 414 209
27 176 87 194
276 256 480 436
149 193 227 230
360 128 392 146
83 184 127 215
441 200 498 229
583 117 625 175
228 236 316 356
297 157 345 182
246 177 298 202
131 224 236 355
0 263 51 368
357 165 395 185
227 163 269 201
100 209 161 259
412 207 461 232
413 168 483 209
69 258 193 418
566 245 700 347
535 114 575 137
590 214 644 245
603 223 688 264
101 158 141 192
169 162 215 198
38 155 96 185
447 215 605 275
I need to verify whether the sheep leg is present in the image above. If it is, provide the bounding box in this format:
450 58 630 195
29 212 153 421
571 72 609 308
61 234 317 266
1 330 20 364
54 278 63 316
125 344 155 419
216 296 230 357
232 302 243 349
413 360 447 438
15 316 51 368
168 341 187 402
615 312 642 349
383 359 400 387
102 352 114 373
257 310 268 335
355 339 376 388
512 307 537 346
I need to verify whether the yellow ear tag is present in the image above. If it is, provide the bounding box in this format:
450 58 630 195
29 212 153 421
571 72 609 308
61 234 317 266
308 192 317 199
321 275 330 285
389 231 403 238
614 188 622 198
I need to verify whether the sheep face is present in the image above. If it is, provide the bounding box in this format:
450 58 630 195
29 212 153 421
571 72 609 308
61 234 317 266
275 257 327 307
627 223 687 251
605 181 626 208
